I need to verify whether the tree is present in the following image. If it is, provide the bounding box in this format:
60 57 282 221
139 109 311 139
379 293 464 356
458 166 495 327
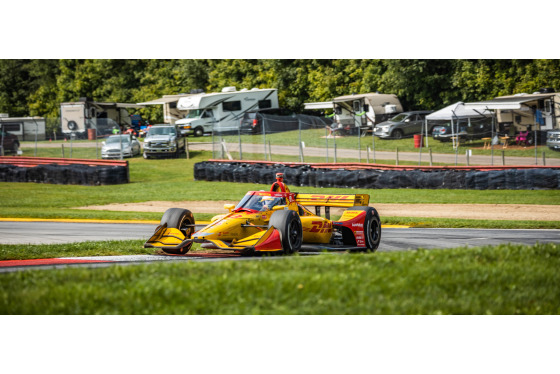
0 60 32 116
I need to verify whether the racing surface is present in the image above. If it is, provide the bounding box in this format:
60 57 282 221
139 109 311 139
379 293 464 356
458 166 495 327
1 220 559 272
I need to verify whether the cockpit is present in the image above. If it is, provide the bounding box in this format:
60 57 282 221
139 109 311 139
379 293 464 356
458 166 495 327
235 193 287 212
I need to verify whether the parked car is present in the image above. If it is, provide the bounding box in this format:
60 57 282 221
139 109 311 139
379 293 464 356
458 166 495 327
546 130 560 151
432 121 493 142
373 111 433 139
0 129 20 155
142 124 185 159
101 134 141 159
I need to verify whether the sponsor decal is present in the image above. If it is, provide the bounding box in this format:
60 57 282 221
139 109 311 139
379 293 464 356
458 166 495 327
352 223 363 228
308 220 332 234
308 194 353 201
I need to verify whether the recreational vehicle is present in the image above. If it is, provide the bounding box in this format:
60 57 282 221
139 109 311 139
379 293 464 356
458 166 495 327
493 92 560 134
60 99 144 139
175 87 279 136
0 115 46 141
304 93 403 134
465 89 560 145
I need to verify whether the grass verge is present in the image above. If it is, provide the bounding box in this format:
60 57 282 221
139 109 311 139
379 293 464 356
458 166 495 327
1 242 558 314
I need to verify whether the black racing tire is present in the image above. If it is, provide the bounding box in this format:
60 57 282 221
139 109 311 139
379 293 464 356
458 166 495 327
392 129 404 140
160 208 195 254
194 127 204 137
268 209 302 255
347 206 381 252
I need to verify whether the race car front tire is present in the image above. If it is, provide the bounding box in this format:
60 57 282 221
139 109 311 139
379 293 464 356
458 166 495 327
160 208 195 254
269 210 302 255
347 206 381 252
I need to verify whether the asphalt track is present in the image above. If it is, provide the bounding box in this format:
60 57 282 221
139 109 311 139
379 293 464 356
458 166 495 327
0 220 558 272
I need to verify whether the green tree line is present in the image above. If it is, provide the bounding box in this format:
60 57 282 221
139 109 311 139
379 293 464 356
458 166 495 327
1 59 559 128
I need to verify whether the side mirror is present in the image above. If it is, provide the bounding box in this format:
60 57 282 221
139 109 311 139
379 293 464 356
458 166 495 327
272 206 286 211
101 141 106 146
404 119 410 123
224 204 235 212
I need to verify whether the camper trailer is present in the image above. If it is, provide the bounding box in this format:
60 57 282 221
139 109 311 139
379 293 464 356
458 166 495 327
0 116 46 141
175 87 279 136
304 93 403 134
60 99 144 139
493 92 560 132
465 90 560 145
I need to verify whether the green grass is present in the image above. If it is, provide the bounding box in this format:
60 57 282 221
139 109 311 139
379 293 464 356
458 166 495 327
1 242 558 314
1 150 560 228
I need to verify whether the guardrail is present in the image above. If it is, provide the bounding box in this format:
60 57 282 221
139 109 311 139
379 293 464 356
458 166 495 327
208 159 560 171
0 156 129 185
0 156 128 168
197 160 560 190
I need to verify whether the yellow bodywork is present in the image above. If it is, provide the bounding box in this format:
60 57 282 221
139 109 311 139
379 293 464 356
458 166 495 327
145 226 186 248
296 193 369 207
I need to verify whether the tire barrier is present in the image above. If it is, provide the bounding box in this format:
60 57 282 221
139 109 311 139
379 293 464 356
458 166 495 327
0 157 129 185
194 160 560 190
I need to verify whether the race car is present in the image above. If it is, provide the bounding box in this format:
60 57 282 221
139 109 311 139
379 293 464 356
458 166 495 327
144 173 381 255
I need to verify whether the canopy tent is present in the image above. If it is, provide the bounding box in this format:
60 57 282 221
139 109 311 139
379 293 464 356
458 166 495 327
422 102 493 148
426 101 492 120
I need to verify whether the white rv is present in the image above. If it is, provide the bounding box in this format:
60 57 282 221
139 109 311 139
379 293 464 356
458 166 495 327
175 87 279 136
0 116 46 141
304 93 403 134
60 99 144 139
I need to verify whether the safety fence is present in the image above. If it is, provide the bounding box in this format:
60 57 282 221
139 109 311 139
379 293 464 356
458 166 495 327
194 160 560 190
0 157 129 185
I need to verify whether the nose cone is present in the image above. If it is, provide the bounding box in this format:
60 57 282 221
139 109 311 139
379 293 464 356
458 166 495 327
193 216 241 240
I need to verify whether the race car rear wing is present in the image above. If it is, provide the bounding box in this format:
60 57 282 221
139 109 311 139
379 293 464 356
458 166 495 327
295 193 370 207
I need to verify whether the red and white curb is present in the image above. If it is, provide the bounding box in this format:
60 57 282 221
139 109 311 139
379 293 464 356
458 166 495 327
0 253 242 269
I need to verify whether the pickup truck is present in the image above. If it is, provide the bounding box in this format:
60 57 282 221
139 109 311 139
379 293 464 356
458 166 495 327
142 124 185 159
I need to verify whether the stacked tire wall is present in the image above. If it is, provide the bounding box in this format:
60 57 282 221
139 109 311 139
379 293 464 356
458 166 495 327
0 163 129 185
194 161 560 190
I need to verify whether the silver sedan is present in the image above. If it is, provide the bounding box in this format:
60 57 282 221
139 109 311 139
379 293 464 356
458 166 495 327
101 134 141 159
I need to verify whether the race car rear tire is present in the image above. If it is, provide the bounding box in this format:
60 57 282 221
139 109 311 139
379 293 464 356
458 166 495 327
348 206 381 252
160 208 195 254
269 210 302 255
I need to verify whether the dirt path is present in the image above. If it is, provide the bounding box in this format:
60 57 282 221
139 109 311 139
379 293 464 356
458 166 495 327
75 201 560 221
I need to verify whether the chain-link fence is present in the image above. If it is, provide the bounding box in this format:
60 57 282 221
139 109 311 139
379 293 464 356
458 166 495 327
2 114 557 166
201 113 557 167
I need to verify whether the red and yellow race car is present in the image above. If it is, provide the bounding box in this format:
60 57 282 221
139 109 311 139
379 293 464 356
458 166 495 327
144 173 381 255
